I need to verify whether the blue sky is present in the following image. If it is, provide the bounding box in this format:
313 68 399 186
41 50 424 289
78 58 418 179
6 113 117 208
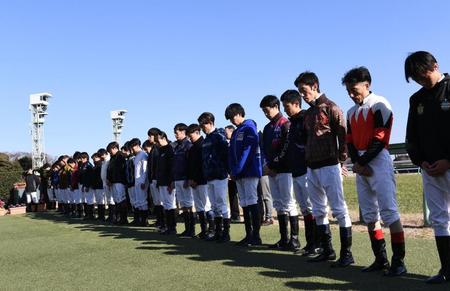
1 1 449 158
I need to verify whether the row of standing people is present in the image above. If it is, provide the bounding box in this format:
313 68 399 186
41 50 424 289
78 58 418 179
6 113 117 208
45 50 449 284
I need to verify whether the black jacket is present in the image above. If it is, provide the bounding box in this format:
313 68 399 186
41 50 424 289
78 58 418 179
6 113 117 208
187 137 207 185
91 164 103 190
406 74 450 165
25 173 40 193
156 144 174 187
284 110 307 177
149 145 160 181
107 153 127 184
79 162 93 188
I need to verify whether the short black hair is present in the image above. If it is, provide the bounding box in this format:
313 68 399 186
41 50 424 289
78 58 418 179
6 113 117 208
158 131 168 140
294 71 320 92
91 152 99 159
142 140 151 149
80 152 89 159
147 127 161 137
174 123 188 132
73 151 81 160
225 103 245 120
280 89 302 106
404 51 437 83
97 148 107 156
67 158 76 164
186 123 201 134
107 141 119 152
259 95 280 108
342 67 372 85
225 125 235 131
197 112 215 125
128 138 141 148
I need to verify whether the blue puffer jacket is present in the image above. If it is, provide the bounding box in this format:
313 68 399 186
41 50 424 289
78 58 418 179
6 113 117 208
171 138 192 181
202 128 229 181
228 119 262 179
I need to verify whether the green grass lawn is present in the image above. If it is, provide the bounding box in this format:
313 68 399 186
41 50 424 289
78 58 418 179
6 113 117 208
343 174 423 214
0 211 447 291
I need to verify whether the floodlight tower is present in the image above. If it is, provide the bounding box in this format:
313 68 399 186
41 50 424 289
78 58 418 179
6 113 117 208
111 110 127 142
29 92 52 169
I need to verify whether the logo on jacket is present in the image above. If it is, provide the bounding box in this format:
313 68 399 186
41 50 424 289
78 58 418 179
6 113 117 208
417 103 424 115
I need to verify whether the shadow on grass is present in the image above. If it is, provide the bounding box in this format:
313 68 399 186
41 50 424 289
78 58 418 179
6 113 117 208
28 212 445 291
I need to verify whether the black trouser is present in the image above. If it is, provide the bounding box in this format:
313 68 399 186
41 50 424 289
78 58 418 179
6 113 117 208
228 180 239 220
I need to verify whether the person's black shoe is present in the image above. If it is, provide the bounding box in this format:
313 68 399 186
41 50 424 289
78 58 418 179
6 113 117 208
269 239 289 250
384 260 407 277
308 250 336 262
331 253 354 268
362 260 390 272
295 244 321 257
425 271 449 284
236 236 251 247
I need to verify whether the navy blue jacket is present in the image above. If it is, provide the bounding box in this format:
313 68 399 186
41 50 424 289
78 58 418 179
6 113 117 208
79 162 93 188
285 110 307 177
171 138 192 181
124 156 135 187
228 119 262 179
202 128 229 181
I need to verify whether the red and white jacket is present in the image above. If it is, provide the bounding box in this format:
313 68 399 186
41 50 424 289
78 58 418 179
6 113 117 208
346 93 393 166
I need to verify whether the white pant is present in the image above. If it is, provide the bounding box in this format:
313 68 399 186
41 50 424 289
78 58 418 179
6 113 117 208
207 178 230 218
307 165 352 227
134 184 149 211
423 169 450 236
151 180 163 206
61 189 70 204
175 180 194 208
193 184 211 212
356 149 400 226
111 183 126 204
84 189 95 205
268 173 298 216
160 186 176 210
128 186 136 207
293 174 313 216
94 189 106 205
236 177 259 207
26 192 39 204
72 189 82 204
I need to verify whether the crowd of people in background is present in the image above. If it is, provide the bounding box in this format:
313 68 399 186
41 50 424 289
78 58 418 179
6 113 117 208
21 51 450 285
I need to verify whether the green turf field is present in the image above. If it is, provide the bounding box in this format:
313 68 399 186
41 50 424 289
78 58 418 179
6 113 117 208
0 211 446 291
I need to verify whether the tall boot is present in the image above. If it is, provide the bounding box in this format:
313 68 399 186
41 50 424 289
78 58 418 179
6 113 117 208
107 205 116 223
269 213 289 249
83 205 90 220
77 204 83 218
205 211 215 240
308 224 336 262
118 201 128 225
236 207 252 246
170 209 177 234
161 210 170 234
249 204 262 246
331 227 354 267
297 214 319 256
362 229 389 272
218 218 230 243
83 202 88 217
208 217 222 241
385 232 407 276
152 206 161 227
130 208 139 226
97 205 106 222
178 211 190 237
288 215 301 252
426 236 450 284
197 211 207 239
188 212 196 237
140 210 149 227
